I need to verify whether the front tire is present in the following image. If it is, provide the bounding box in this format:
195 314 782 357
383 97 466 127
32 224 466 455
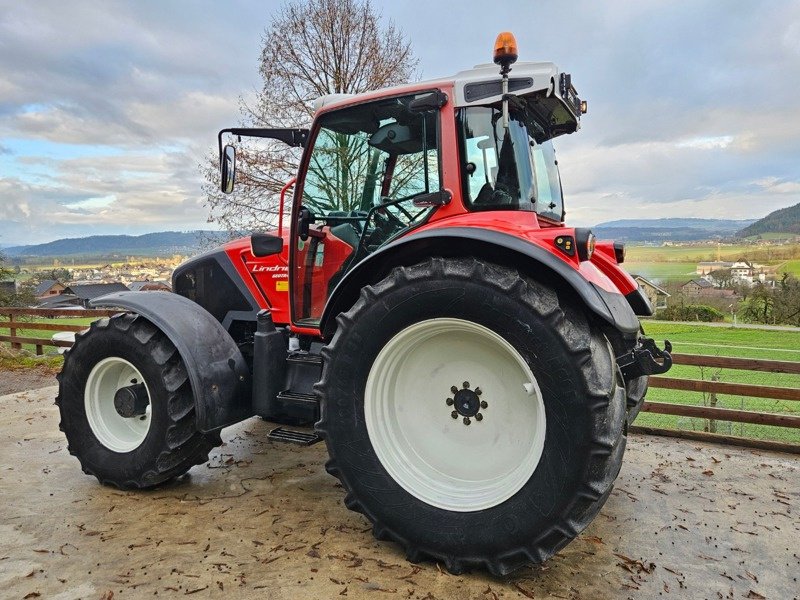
56 313 220 489
316 258 626 575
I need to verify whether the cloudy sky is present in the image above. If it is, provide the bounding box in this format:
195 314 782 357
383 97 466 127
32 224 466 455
1 1 799 245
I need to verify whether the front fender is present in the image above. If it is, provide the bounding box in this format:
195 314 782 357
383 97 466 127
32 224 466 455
320 227 641 339
90 291 252 432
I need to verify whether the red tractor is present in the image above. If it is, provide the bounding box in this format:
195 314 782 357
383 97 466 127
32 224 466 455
57 33 671 575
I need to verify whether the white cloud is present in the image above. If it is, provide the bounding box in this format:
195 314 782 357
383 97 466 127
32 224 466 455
677 136 734 150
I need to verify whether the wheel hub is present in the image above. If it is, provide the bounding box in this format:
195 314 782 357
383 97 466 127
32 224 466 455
446 382 488 424
454 388 480 417
114 383 149 418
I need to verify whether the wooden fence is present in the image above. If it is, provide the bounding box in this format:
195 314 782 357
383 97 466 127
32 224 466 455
0 308 118 355
2 309 799 453
632 352 800 454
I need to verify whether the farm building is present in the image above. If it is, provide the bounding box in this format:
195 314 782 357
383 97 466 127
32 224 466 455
34 279 65 299
696 261 733 275
632 275 670 310
61 282 129 308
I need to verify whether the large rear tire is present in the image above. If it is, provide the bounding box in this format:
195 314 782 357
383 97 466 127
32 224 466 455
625 373 649 425
316 257 626 576
56 313 220 489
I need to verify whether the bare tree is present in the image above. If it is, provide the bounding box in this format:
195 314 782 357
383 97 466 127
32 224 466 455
203 0 418 234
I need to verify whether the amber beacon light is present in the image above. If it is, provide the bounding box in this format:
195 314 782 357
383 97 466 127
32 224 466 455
493 32 518 70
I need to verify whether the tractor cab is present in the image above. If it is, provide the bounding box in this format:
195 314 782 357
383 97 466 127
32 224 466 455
217 33 590 330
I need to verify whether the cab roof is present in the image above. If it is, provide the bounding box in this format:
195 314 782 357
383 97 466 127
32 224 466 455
314 61 566 113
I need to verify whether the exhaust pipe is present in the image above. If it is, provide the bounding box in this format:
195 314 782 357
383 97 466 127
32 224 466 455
252 309 287 419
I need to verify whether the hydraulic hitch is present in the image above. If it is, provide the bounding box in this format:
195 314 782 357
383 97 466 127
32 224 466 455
617 337 673 381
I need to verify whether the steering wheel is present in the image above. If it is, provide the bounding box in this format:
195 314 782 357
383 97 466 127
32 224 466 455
379 197 416 221
349 210 369 233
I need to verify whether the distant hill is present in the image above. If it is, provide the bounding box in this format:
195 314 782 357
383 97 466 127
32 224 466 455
594 218 756 242
4 231 230 258
737 202 800 237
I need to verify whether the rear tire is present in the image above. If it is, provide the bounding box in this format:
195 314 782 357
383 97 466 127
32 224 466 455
625 374 649 425
56 313 220 489
316 257 626 575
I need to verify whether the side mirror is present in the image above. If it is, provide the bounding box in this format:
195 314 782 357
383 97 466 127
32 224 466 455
220 144 236 194
251 233 283 257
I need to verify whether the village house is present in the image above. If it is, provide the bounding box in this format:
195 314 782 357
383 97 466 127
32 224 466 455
34 279 66 299
632 275 670 310
730 260 753 279
59 282 129 308
681 278 737 299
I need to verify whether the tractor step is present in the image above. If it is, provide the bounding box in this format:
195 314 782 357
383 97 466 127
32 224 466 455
275 390 318 424
287 352 323 366
267 427 322 446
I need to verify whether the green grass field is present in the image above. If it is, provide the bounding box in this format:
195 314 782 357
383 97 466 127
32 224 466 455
624 261 697 281
626 242 800 262
637 321 800 443
779 259 800 276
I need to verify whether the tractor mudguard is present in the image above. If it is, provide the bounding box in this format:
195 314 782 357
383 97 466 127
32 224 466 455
320 227 641 339
89 291 252 432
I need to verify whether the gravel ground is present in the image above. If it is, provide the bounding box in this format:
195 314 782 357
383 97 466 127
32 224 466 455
1 386 798 599
0 365 58 396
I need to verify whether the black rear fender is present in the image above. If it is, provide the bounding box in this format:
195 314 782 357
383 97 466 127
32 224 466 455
90 291 252 432
320 227 641 341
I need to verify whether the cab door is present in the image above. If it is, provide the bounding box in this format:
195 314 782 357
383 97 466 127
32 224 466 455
289 92 443 328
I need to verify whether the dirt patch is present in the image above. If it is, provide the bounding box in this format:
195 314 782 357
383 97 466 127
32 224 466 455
0 365 59 395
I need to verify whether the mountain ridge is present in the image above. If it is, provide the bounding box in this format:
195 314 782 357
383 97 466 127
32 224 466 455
4 231 230 258
737 202 800 237
593 218 756 242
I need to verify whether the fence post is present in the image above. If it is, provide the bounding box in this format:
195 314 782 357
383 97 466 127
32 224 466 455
706 374 719 433
6 311 21 351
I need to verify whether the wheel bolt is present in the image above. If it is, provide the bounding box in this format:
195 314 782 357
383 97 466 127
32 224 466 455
451 411 458 419
450 385 458 394
463 417 471 425
475 387 482 396
475 413 483 421
463 381 470 389
480 401 488 409
446 398 454 406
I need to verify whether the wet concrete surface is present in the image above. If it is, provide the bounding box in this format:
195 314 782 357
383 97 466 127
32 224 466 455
1 386 798 599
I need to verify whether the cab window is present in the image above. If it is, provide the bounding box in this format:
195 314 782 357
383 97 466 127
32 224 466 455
292 93 442 324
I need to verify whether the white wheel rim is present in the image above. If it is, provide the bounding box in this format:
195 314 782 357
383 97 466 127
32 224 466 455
364 318 547 512
84 357 152 452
